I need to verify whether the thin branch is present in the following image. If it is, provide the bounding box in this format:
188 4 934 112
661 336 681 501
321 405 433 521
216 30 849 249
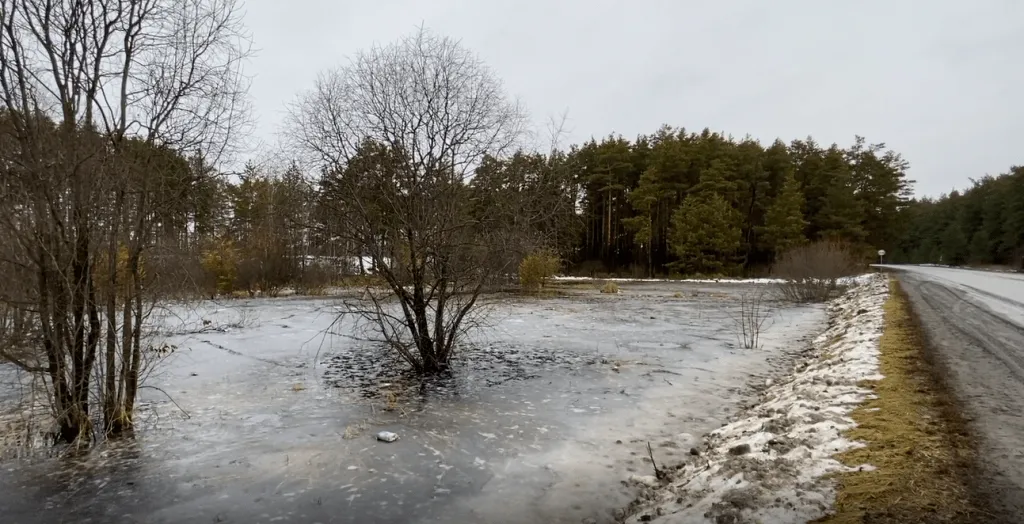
138 384 190 419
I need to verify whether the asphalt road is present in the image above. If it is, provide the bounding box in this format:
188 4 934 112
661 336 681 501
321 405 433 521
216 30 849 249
883 265 1024 523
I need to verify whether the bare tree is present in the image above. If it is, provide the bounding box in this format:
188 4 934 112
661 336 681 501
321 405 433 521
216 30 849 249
288 27 551 373
0 0 250 442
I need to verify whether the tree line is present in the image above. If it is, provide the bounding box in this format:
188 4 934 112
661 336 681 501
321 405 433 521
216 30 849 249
114 128 918 296
891 166 1024 268
569 131 913 276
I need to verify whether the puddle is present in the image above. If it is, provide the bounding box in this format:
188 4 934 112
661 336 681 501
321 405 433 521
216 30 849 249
0 284 824 524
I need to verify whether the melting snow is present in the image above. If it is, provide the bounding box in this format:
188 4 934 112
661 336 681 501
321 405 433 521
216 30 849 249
624 274 888 523
552 276 786 285
552 275 875 287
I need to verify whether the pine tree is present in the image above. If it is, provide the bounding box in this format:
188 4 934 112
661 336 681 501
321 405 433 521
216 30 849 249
690 158 737 197
622 170 660 277
761 169 807 257
667 192 742 275
847 136 912 250
969 230 991 264
940 211 969 266
816 146 865 241
562 126 915 274
1003 168 1024 256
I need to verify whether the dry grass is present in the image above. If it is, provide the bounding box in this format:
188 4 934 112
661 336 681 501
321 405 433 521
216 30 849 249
546 280 598 291
817 279 978 523
334 274 386 289
382 390 399 412
342 421 369 439
545 280 623 296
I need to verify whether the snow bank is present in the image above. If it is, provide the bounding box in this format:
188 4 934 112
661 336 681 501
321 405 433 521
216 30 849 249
552 276 786 284
623 273 889 523
552 275 875 286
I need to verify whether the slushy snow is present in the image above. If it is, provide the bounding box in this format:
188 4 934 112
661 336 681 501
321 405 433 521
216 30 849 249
623 274 888 523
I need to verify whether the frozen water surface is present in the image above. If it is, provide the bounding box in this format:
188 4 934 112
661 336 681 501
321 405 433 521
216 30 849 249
0 282 823 524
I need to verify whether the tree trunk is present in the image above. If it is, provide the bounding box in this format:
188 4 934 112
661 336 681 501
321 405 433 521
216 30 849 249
411 284 438 372
70 233 88 420
82 280 100 418
39 250 88 443
123 249 144 424
103 208 121 429
604 192 612 265
433 279 448 364
111 284 133 434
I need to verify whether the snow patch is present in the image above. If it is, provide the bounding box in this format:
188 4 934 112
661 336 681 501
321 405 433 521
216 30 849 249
623 274 889 523
552 276 785 284
552 275 875 286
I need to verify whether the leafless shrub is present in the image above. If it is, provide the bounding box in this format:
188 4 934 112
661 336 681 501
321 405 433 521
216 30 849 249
774 241 863 303
296 265 336 296
236 250 297 298
145 245 211 300
0 302 39 372
730 288 773 349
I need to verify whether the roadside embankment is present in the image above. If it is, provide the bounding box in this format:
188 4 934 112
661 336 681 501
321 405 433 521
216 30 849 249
620 275 981 523
621 274 890 523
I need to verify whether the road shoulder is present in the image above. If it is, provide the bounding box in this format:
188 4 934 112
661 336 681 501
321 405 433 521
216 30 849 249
896 268 1024 523
818 278 978 523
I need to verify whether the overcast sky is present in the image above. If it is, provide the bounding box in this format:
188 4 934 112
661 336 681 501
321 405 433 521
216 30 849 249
241 0 1023 197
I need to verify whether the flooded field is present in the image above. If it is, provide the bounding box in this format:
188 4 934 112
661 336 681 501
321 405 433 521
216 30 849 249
0 282 824 524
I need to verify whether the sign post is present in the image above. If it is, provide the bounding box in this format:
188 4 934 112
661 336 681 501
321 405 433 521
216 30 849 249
878 249 886 265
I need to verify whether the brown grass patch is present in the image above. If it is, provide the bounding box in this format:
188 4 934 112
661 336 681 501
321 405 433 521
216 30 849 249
817 279 978 523
543 280 597 291
335 274 386 289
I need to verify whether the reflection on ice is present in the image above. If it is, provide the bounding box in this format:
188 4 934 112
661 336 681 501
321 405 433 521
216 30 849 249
0 282 823 524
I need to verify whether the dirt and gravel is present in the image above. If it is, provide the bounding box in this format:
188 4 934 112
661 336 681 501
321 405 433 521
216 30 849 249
888 266 1024 523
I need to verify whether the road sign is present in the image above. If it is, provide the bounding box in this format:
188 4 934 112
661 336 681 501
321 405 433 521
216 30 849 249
878 250 886 257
